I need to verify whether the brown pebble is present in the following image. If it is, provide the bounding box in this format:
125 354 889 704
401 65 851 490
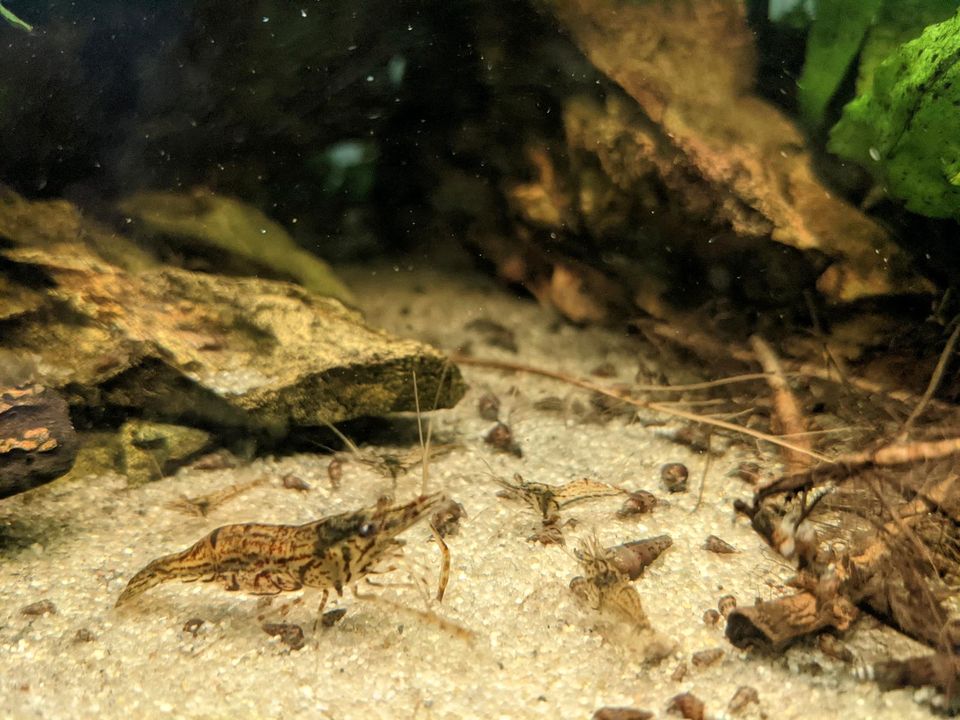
727 685 759 714
660 463 689 493
592 708 653 720
608 535 673 580
484 422 523 457
590 362 618 378
691 648 724 667
20 600 56 617
477 392 501 421
818 633 855 663
702 609 721 626
281 473 311 492
667 692 705 720
327 458 343 490
704 535 737 554
616 490 658 517
262 622 306 650
321 608 348 628
671 662 688 682
73 628 96 643
182 618 205 636
718 595 737 617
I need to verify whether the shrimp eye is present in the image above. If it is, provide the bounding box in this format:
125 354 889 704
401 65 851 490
358 522 376 538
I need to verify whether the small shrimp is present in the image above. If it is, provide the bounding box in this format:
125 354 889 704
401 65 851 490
116 492 447 611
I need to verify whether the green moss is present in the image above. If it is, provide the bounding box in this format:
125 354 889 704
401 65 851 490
829 9 960 219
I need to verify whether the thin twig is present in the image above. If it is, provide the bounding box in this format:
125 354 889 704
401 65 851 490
749 334 812 473
899 322 960 438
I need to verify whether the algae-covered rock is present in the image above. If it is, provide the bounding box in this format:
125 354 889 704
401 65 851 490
0 187 465 436
829 9 960 219
117 189 354 304
119 420 212 485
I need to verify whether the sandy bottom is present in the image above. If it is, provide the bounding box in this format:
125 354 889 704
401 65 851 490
0 262 935 719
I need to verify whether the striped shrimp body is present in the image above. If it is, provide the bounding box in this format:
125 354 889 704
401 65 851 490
115 492 446 609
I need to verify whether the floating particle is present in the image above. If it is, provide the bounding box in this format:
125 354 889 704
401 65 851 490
691 648 724 667
477 392 501 421
660 463 689 493
327 458 343 489
704 535 737 554
484 422 522 457
20 599 56 616
718 595 737 617
282 473 311 492
182 618 205 637
667 692 705 720
262 622 305 650
616 490 658 518
592 708 653 720
702 609 721 626
727 686 759 714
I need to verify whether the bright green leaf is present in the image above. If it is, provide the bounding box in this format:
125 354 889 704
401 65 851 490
0 3 33 33
829 9 960 219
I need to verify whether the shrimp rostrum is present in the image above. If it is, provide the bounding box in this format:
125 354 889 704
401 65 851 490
115 493 448 611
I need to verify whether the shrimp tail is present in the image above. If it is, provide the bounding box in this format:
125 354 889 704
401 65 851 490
115 541 213 607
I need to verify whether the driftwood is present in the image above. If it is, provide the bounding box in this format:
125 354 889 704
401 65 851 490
0 385 78 498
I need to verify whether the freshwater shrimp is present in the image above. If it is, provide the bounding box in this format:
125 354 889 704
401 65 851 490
115 492 447 610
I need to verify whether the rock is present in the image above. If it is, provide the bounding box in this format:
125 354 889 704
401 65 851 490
119 420 213 486
540 0 930 302
117 189 354 305
0 385 79 499
0 188 465 436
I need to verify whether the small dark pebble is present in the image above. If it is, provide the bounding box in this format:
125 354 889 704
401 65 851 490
464 318 518 353
262 622 306 650
477 392 501 422
282 474 311 492
590 362 618 378
702 609 721 626
321 608 348 628
616 490 658 517
182 618 205 636
667 692 705 720
20 600 56 617
484 422 523 457
73 628 96 643
592 708 653 720
660 463 689 493
704 535 737 554
533 396 565 413
727 686 759 714
691 648 724 667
